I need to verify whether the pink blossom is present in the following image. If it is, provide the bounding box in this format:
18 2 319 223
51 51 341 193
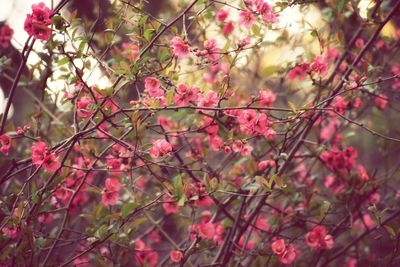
279 245 297 265
257 1 278 23
355 38 364 49
198 222 215 239
32 141 61 171
222 21 234 36
0 24 14 48
173 84 200 106
311 56 328 76
2 227 19 239
171 36 190 59
263 128 276 141
216 9 229 22
258 160 275 171
203 38 220 62
24 2 53 41
121 42 140 61
239 11 256 28
209 135 223 151
162 194 180 214
375 93 388 110
288 63 309 80
170 250 183 263
305 226 334 250
258 89 276 107
0 135 11 156
134 240 159 267
271 239 286 255
102 178 121 206
144 77 164 98
197 91 219 113
357 164 369 181
149 139 173 158
76 96 94 118
203 117 219 136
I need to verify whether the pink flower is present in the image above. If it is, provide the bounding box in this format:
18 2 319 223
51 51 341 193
357 164 369 181
203 117 219 136
170 250 183 263
134 240 158 267
311 56 328 76
32 141 61 171
271 239 286 255
198 222 215 239
288 63 309 80
209 135 223 151
239 11 256 28
222 21 234 36
149 139 173 158
162 194 180 214
121 42 140 61
258 89 276 107
0 24 14 48
375 93 388 110
216 9 229 22
0 135 11 156
76 96 94 118
257 1 278 23
320 118 340 142
203 38 220 62
171 36 190 59
263 128 276 141
144 77 164 98
306 226 334 250
279 245 297 265
237 110 269 135
24 2 53 41
238 36 251 48
173 84 199 106
2 226 19 239
355 38 364 49
197 91 219 113
101 178 121 206
258 160 275 171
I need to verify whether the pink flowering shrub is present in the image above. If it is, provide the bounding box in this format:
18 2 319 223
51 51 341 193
1 1 400 266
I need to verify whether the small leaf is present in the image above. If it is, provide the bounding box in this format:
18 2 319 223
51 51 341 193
288 101 297 114
121 202 137 218
57 57 69 66
384 225 396 237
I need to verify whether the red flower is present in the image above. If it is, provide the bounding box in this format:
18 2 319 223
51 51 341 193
149 139 173 159
32 141 60 171
0 24 14 48
101 178 122 206
0 135 11 156
171 36 190 59
306 226 334 250
271 239 286 255
170 250 183 263
24 2 53 41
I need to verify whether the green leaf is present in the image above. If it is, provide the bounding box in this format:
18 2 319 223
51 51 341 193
121 202 137 218
94 225 108 239
144 29 155 42
260 65 280 77
319 200 331 220
57 57 69 66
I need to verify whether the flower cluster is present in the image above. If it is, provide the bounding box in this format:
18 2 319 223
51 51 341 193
24 2 53 40
305 226 334 250
31 141 60 171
